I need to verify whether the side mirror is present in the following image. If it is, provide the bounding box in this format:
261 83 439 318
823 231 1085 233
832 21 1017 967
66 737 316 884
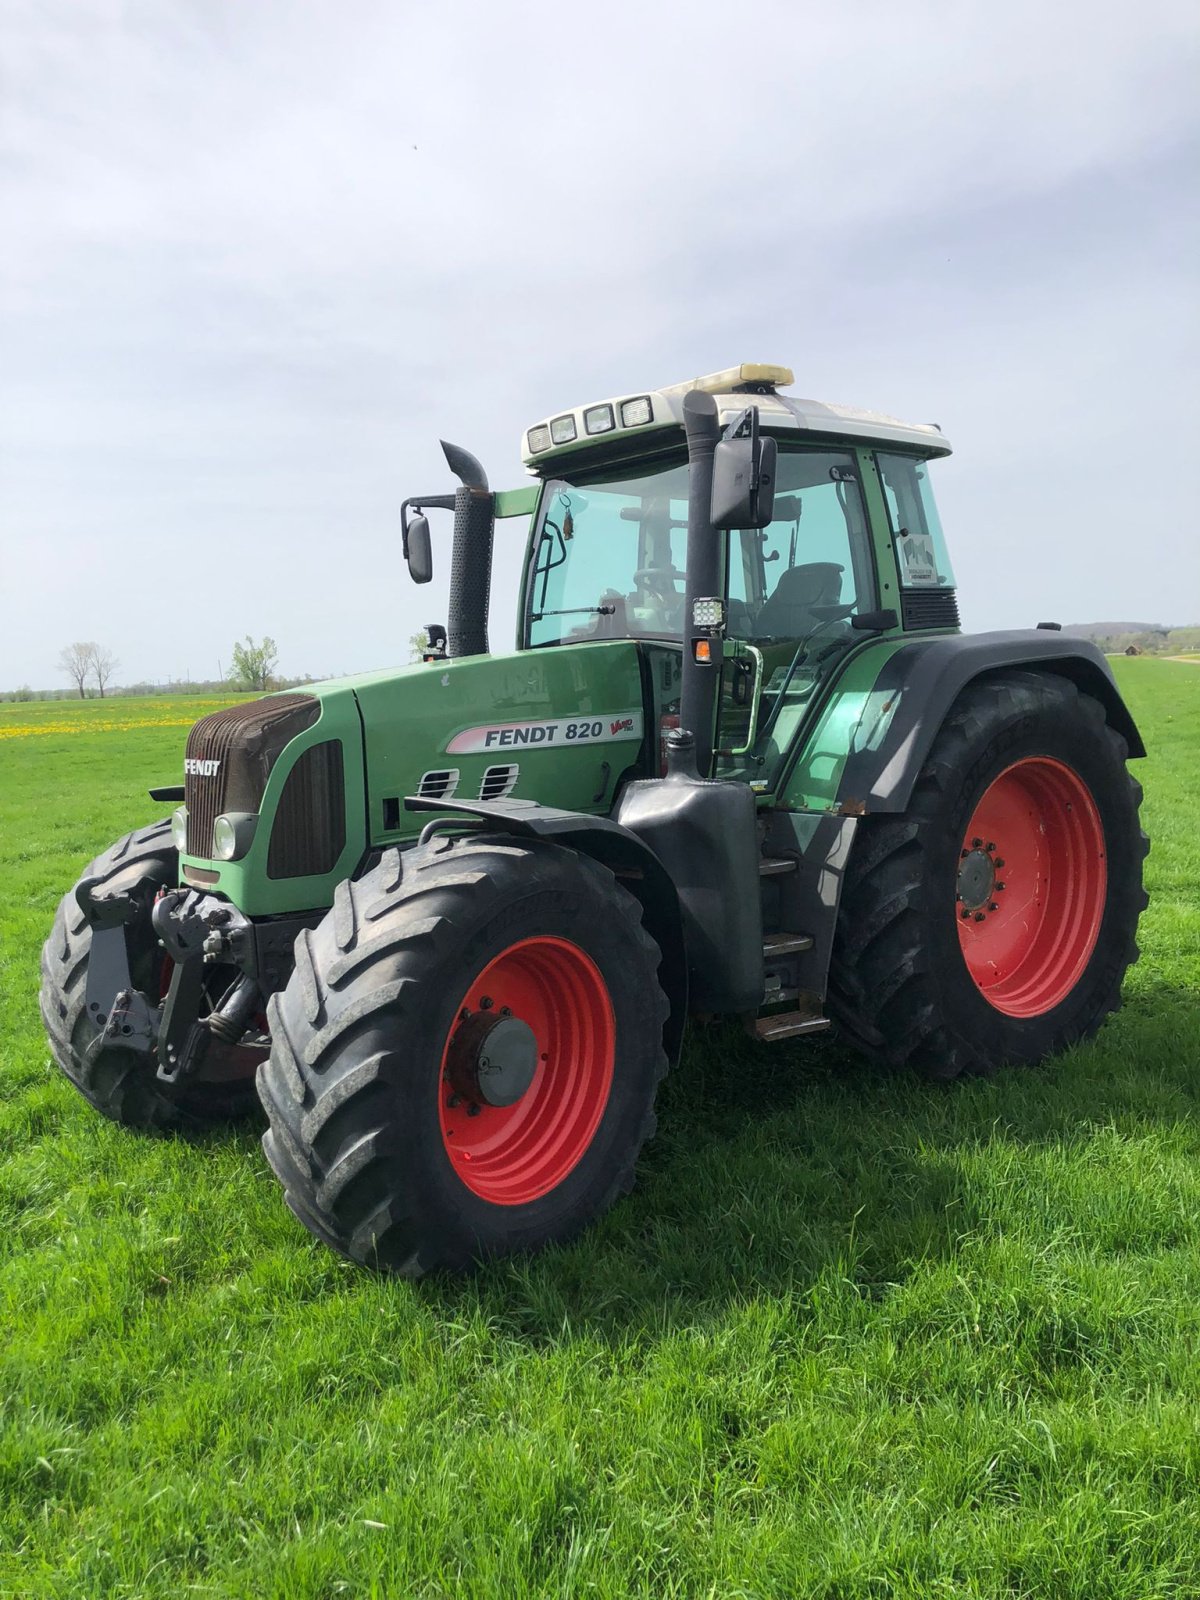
405 512 433 585
710 407 776 530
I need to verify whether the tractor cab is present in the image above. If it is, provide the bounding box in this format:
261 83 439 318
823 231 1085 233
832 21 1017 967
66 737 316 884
517 364 956 788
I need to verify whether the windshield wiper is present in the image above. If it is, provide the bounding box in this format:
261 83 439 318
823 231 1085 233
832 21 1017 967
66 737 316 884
531 604 616 621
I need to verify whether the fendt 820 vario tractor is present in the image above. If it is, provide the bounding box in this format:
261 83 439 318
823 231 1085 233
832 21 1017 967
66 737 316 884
41 365 1148 1275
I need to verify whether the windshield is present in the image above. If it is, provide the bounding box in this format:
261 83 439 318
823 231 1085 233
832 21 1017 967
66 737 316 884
525 447 875 649
526 461 691 647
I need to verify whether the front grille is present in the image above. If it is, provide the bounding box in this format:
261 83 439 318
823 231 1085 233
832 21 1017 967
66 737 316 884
267 740 346 878
184 694 319 857
901 587 960 631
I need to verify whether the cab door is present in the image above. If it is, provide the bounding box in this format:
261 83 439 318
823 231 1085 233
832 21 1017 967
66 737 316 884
715 445 877 786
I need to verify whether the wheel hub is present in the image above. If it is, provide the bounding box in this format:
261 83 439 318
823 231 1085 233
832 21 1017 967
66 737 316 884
956 846 996 911
446 1009 539 1108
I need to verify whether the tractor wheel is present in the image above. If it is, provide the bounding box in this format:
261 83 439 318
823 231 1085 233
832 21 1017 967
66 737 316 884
828 670 1148 1080
257 837 670 1275
40 821 261 1131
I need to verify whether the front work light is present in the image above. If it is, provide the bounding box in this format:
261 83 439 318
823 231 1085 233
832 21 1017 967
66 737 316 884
550 414 577 444
692 596 726 631
583 403 615 435
212 813 258 862
526 425 552 454
620 396 653 428
171 806 188 853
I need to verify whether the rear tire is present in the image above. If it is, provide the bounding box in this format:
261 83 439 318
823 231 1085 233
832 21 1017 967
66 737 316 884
40 821 261 1131
257 837 670 1275
828 670 1148 1080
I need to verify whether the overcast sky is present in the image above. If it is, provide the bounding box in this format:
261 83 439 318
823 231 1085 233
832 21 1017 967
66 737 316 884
2 0 1197 690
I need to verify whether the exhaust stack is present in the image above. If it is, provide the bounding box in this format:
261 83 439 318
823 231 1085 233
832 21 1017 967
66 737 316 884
442 440 493 659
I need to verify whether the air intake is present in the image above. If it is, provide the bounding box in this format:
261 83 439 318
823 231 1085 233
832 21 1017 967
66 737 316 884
901 588 960 632
417 769 460 800
479 764 519 800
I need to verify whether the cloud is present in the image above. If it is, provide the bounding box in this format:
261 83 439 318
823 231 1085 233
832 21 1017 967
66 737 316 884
1 0 1197 686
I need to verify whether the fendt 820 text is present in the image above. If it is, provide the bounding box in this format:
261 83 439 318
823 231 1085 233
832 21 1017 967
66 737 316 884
42 364 1148 1274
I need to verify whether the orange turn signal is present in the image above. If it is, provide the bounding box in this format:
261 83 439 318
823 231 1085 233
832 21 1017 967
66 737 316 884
693 639 712 663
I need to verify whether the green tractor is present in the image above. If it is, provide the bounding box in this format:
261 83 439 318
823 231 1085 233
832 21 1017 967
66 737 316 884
41 364 1148 1275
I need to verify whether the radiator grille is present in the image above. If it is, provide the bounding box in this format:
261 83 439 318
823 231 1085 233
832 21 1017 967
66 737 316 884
901 587 960 631
184 694 319 858
266 740 346 879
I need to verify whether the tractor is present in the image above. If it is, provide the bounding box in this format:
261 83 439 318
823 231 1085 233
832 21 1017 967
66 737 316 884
40 364 1149 1275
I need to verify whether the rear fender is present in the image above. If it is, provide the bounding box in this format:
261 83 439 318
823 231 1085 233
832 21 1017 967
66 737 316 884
831 631 1145 815
404 796 688 1064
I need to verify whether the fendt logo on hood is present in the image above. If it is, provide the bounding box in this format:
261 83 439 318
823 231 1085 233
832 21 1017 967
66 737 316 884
184 758 221 778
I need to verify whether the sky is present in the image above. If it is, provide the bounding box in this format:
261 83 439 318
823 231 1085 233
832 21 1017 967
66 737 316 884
1 0 1197 690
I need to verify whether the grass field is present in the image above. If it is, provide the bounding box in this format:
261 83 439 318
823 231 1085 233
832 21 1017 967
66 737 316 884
1 662 1198 1599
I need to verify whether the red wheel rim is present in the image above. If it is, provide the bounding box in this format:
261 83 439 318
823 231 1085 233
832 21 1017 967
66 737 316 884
437 936 615 1205
956 757 1107 1018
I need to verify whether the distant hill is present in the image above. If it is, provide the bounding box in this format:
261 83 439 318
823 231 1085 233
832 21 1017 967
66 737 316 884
1062 623 1200 656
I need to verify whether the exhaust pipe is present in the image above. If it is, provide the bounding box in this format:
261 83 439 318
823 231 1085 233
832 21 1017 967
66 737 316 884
442 440 493 659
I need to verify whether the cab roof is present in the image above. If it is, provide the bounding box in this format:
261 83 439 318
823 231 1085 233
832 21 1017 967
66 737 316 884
521 362 951 472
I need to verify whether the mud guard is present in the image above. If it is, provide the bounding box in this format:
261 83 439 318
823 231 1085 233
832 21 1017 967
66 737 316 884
404 795 689 1064
832 630 1145 815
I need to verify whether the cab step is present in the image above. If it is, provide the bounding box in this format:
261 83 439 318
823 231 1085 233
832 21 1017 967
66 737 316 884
758 856 797 877
763 931 814 957
752 1008 831 1043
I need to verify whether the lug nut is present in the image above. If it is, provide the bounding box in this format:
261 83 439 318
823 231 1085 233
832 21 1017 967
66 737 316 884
972 837 982 848
996 882 1006 891
974 912 986 922
994 858 1005 869
960 909 971 920
989 902 999 912
447 1093 460 1108
986 842 996 852
467 1102 481 1117
479 996 494 1011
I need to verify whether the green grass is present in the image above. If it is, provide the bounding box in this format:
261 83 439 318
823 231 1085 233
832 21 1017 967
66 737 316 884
1 663 1198 1599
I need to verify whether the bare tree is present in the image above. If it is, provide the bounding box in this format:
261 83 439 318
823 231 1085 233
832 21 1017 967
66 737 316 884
229 635 278 692
59 642 95 699
89 644 119 698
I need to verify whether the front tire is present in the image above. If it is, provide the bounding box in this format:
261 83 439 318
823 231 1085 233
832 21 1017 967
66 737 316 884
257 838 670 1275
828 670 1148 1079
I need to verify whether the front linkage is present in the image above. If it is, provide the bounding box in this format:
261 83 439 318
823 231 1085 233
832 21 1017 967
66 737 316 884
75 868 313 1095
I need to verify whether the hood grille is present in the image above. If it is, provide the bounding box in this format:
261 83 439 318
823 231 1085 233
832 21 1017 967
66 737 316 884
184 694 319 858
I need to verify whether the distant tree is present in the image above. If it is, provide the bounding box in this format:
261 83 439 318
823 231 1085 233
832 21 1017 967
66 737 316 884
229 635 278 692
58 642 95 699
408 629 427 662
89 644 119 698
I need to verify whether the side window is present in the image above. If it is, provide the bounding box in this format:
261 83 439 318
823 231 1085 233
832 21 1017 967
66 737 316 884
728 449 874 640
876 453 956 589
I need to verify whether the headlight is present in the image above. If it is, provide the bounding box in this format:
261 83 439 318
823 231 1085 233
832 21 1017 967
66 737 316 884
171 806 188 853
212 812 258 862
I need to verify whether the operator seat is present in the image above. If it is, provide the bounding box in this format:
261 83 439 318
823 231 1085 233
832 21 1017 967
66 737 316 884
754 561 845 638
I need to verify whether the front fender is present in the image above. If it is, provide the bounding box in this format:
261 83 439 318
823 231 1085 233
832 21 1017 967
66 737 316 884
404 795 688 1064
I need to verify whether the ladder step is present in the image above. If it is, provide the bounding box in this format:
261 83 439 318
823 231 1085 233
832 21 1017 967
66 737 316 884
758 856 797 877
752 1010 831 1043
763 931 814 956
